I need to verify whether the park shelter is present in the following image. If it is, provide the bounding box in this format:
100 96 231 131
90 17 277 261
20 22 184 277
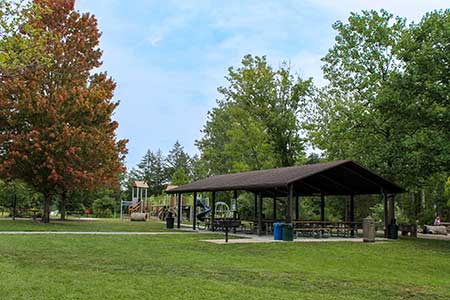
167 160 404 238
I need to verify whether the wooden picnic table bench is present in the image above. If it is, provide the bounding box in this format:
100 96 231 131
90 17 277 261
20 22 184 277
293 221 361 238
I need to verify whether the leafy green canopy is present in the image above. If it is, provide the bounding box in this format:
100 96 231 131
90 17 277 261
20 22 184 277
197 55 313 174
310 9 450 189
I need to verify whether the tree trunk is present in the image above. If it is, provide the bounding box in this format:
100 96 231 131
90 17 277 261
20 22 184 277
42 195 51 223
12 193 17 221
60 191 66 221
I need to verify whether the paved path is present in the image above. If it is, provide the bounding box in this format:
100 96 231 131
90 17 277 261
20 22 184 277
417 233 450 241
0 231 196 235
202 236 388 244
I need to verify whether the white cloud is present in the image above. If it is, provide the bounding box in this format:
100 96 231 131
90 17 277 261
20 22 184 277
74 0 450 168
306 0 449 21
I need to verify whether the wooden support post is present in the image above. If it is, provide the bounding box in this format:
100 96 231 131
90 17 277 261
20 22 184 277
211 191 216 231
273 195 277 220
389 194 395 224
350 194 355 237
257 193 263 236
177 193 181 229
383 192 389 238
140 188 143 213
287 184 293 223
295 194 299 221
233 190 238 221
320 194 325 222
233 190 238 233
254 193 258 219
193 192 197 230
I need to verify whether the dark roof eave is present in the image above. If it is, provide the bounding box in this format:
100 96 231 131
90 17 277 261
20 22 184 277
166 160 405 195
166 183 288 194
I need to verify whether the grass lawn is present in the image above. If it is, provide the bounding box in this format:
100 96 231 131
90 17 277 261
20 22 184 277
0 218 169 232
0 221 449 300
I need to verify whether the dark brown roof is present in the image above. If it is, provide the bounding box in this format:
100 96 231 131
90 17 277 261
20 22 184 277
167 160 403 196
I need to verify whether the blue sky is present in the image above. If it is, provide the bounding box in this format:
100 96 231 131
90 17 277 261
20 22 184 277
75 0 447 169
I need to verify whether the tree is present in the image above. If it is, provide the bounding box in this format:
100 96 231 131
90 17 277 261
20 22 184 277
171 167 189 186
310 10 406 179
309 9 450 222
0 0 50 79
166 141 191 177
92 195 115 218
0 0 127 222
197 55 313 174
135 149 168 196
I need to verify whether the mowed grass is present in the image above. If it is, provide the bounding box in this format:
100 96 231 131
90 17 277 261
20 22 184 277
0 218 169 232
0 222 449 300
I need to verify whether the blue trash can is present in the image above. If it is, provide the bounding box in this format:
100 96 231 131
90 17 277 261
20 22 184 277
273 222 284 240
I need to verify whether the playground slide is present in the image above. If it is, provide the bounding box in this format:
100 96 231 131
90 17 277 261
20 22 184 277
196 199 211 221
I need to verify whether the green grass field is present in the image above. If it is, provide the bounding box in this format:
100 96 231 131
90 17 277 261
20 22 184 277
0 218 169 232
0 219 449 300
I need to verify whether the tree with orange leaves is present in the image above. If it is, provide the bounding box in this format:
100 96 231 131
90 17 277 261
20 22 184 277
0 0 127 222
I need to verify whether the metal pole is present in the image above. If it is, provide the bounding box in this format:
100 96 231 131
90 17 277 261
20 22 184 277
295 194 299 221
225 226 229 243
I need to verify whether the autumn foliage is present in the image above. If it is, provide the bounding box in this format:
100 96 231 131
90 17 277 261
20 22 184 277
0 0 127 222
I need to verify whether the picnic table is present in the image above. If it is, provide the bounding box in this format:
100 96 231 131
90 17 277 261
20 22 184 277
244 219 285 234
292 221 361 238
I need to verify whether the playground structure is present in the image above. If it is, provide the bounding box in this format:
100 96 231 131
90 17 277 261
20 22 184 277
119 182 233 224
196 198 211 221
191 195 236 230
120 183 197 222
120 181 150 220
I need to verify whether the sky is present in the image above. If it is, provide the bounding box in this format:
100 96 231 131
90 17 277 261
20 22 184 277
75 0 448 169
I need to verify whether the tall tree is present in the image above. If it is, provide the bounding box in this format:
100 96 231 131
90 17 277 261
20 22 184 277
309 9 450 222
0 0 127 222
310 10 406 179
135 149 168 196
166 141 191 177
197 55 313 174
0 0 49 79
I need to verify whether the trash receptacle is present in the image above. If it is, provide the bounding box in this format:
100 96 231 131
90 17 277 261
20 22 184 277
273 222 284 240
282 223 294 241
388 224 398 239
166 216 174 229
363 216 375 242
